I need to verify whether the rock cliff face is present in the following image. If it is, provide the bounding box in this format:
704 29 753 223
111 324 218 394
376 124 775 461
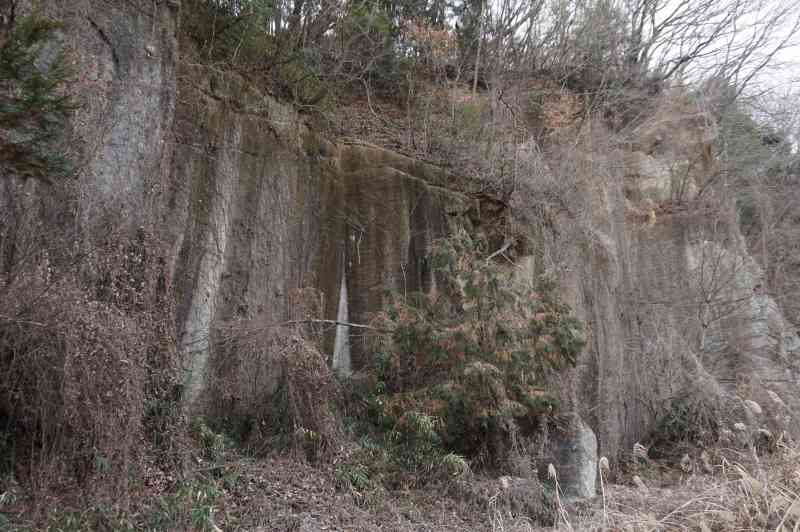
536 109 800 463
170 62 469 407
4 0 798 493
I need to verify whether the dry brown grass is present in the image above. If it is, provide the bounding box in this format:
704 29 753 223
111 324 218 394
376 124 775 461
554 441 800 531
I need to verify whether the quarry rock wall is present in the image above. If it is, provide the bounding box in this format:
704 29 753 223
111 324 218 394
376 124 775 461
2 0 797 497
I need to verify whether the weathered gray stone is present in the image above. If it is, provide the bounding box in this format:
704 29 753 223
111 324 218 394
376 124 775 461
625 152 674 202
551 414 598 500
332 271 352 376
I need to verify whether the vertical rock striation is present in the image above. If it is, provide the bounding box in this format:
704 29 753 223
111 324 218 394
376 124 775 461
3 2 796 498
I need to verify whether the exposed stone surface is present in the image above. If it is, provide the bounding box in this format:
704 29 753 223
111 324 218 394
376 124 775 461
169 65 462 407
624 152 674 202
541 168 800 461
169 63 328 406
25 0 178 232
332 271 352 376
548 414 598 499
3 0 798 491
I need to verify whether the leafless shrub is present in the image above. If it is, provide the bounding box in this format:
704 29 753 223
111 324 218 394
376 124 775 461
0 270 147 505
1 169 183 505
209 288 342 461
647 378 729 459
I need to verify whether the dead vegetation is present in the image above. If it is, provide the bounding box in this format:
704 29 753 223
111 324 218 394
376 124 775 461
0 273 147 505
550 440 800 532
0 223 185 524
211 322 344 461
4 428 795 531
205 287 344 461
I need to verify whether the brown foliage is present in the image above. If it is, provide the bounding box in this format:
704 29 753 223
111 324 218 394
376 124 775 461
0 270 147 503
210 289 343 461
0 168 183 508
